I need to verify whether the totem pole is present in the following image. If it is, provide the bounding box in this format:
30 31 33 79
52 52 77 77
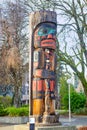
29 11 59 124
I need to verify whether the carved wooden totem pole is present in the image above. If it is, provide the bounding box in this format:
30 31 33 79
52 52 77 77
29 11 59 124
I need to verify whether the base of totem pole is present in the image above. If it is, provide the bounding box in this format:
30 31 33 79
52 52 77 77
42 114 59 124
33 114 61 126
35 125 77 130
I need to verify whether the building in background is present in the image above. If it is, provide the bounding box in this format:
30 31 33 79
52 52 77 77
74 74 84 93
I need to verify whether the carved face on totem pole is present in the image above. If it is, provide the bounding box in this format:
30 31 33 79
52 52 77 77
34 23 56 49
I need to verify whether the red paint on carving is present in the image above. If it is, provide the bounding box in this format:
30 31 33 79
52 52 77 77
47 34 53 39
37 80 43 91
50 80 55 91
41 39 56 49
32 80 37 91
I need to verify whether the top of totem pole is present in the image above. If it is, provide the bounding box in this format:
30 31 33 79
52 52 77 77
29 10 57 30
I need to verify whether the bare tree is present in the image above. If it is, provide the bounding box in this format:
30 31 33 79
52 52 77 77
55 0 87 102
0 0 29 107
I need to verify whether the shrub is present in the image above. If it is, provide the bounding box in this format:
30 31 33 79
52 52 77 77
18 107 29 116
62 92 86 112
74 107 87 115
70 93 86 112
0 104 8 116
5 107 29 116
0 96 12 108
22 104 29 107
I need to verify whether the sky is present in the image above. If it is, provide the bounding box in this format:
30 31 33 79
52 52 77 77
0 0 14 4
1 0 7 3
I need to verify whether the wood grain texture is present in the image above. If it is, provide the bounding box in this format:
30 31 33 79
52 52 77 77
29 11 57 30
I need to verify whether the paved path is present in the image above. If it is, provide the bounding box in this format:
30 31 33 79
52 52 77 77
0 123 14 127
0 116 87 127
60 116 87 126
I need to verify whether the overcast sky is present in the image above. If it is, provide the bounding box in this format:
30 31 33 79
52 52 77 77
0 0 12 4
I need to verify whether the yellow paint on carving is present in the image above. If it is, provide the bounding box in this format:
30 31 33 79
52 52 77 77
32 99 55 115
32 99 45 115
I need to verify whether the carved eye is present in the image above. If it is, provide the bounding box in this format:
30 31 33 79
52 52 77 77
38 27 56 36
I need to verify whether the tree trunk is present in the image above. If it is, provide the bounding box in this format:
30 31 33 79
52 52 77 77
79 74 87 107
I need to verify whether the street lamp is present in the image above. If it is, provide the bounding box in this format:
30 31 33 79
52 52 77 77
67 79 71 122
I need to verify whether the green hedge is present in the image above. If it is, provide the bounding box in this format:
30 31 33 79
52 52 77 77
5 107 29 116
0 96 29 116
0 106 29 117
